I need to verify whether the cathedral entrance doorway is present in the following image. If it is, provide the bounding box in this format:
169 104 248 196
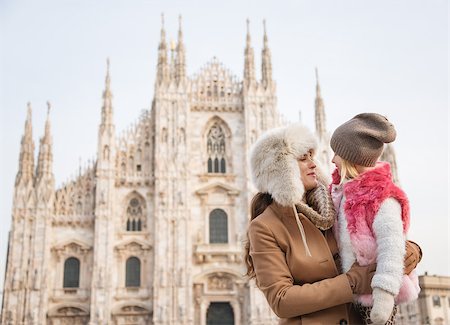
206 302 234 325
193 270 244 325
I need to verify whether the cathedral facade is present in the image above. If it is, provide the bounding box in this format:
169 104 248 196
2 18 335 325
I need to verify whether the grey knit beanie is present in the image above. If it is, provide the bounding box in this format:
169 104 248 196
330 113 396 167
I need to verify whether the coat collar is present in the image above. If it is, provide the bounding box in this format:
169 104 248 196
268 200 297 222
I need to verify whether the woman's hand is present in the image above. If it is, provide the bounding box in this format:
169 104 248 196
345 262 376 294
404 240 422 275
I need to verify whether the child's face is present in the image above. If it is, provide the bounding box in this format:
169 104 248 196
332 154 343 172
297 150 318 191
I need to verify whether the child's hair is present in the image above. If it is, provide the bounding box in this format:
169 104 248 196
339 158 360 185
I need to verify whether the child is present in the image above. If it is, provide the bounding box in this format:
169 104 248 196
329 113 420 325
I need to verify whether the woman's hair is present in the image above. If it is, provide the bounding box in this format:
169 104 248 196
339 158 360 184
244 192 273 279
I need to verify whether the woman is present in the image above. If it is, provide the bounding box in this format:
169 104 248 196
330 113 419 324
244 123 421 325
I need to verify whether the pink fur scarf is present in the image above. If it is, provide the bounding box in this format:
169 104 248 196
331 162 420 305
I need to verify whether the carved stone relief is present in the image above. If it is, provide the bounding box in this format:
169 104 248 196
207 274 233 291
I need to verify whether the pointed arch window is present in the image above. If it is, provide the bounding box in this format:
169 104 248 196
126 257 141 287
103 145 110 160
126 197 144 231
207 123 226 173
128 156 134 174
209 209 228 244
136 148 142 162
136 148 143 172
75 200 83 215
63 257 80 288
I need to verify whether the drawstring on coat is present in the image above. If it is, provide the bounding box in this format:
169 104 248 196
292 204 312 257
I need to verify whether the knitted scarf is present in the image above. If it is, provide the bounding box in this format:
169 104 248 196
297 183 336 231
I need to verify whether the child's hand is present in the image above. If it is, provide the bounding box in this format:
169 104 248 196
370 288 394 324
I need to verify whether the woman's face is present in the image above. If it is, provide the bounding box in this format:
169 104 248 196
332 154 342 172
297 150 318 191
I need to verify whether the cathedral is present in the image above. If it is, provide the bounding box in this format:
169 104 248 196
1 16 397 325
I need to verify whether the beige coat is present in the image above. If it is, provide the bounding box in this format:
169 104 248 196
248 201 363 325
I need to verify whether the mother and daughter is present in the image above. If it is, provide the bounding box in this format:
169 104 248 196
245 113 422 325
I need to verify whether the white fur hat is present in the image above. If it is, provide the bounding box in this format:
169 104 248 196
250 123 325 207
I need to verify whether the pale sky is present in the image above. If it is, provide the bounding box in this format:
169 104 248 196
0 0 448 298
